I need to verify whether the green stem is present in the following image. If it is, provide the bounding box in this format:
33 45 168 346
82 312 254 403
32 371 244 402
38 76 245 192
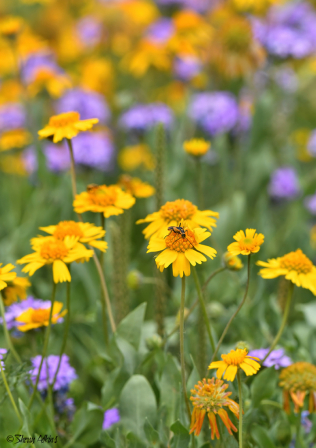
192 267 215 354
0 358 22 425
0 294 21 363
295 409 302 448
28 282 57 410
180 276 191 420
67 139 77 199
262 282 294 364
196 158 203 209
237 370 243 448
211 255 251 363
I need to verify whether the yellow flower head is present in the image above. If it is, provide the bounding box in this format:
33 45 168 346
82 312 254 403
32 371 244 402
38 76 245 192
279 362 316 414
227 229 264 256
0 16 24 38
291 128 313 162
74 184 135 218
208 348 261 381
38 111 98 143
0 263 17 291
147 224 216 277
229 0 284 15
34 221 107 252
16 301 66 332
27 67 71 98
118 144 155 171
0 129 32 151
17 236 94 283
183 138 210 157
118 175 155 198
80 58 114 96
190 378 239 440
2 277 31 306
222 251 244 271
257 249 316 295
137 199 219 240
0 154 28 176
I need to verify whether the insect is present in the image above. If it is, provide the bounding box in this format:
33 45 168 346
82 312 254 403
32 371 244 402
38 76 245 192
166 223 195 249
87 183 99 192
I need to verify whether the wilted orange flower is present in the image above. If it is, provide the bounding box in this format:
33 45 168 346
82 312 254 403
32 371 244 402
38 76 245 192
279 362 316 414
190 378 239 440
227 229 264 256
209 349 261 381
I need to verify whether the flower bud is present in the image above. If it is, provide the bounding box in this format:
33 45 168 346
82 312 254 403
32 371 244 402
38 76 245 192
146 334 163 350
235 341 250 352
222 251 243 271
127 270 143 290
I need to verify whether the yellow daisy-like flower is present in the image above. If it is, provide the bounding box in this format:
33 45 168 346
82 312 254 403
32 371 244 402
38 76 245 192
227 229 264 256
183 138 210 157
73 184 135 218
147 225 216 277
137 199 219 240
38 111 98 144
0 16 24 38
291 129 313 162
16 301 67 332
257 249 316 295
208 348 261 381
279 362 316 414
0 154 28 176
222 252 244 271
17 236 94 283
0 129 32 151
32 221 107 252
2 277 31 306
190 378 239 440
118 175 155 198
0 264 17 291
118 143 155 171
27 67 71 98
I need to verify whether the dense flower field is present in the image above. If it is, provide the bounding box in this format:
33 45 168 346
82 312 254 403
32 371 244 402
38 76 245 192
0 0 316 447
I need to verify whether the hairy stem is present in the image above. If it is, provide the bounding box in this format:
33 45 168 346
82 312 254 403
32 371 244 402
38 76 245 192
67 139 77 199
0 358 22 425
237 369 243 448
180 276 191 420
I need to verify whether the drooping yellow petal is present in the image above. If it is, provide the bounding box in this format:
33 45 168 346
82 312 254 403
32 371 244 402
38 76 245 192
53 260 71 283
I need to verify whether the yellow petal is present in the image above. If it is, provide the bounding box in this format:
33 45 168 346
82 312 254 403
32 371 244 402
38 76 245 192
155 249 178 268
184 249 206 266
53 260 71 283
195 244 217 259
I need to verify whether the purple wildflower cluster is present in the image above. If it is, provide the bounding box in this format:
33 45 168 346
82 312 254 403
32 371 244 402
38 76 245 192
76 16 102 47
146 18 174 44
252 2 316 59
119 103 174 131
30 354 77 392
248 348 292 370
103 408 120 430
268 167 300 200
173 56 202 81
0 103 26 131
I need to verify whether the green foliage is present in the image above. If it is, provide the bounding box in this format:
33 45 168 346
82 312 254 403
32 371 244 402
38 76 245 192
170 420 190 448
250 367 278 407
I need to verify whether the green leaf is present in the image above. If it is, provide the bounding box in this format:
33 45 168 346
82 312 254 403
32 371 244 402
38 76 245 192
120 375 157 439
126 432 147 448
250 424 277 448
100 431 117 448
144 418 160 445
170 420 190 448
297 302 316 327
250 367 277 407
19 398 33 436
159 354 181 426
70 401 104 445
101 366 130 408
116 303 147 350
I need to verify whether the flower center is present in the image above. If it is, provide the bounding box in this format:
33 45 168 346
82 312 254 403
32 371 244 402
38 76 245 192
31 308 50 323
53 221 84 240
165 228 197 253
160 199 197 222
88 185 118 206
222 349 247 365
40 240 69 260
280 250 313 274
279 362 316 392
190 378 231 412
49 112 80 128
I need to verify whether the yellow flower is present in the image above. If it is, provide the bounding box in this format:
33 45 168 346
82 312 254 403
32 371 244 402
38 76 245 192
147 225 216 277
311 225 316 249
257 249 316 295
80 58 114 96
2 277 31 306
0 264 17 290
0 129 32 151
279 362 316 414
183 138 210 157
38 111 98 143
291 129 313 162
16 301 67 332
27 67 71 98
222 252 244 271
0 154 28 176
227 229 264 256
0 16 24 38
137 199 219 240
190 378 239 440
73 184 135 218
118 144 155 171
208 348 261 381
17 236 94 283
119 0 159 28
118 175 155 198
33 221 107 252
229 0 284 15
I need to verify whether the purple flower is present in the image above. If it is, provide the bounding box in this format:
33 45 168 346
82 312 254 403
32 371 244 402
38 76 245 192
0 103 26 131
146 18 174 44
173 56 201 81
119 103 173 131
22 146 38 175
301 411 312 434
304 192 316 214
268 167 300 199
55 394 76 418
0 297 52 330
252 2 316 59
307 130 316 157
76 16 102 47
103 408 120 430
274 67 298 93
56 88 110 124
189 92 239 136
30 354 77 392
248 348 292 370
44 131 115 172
